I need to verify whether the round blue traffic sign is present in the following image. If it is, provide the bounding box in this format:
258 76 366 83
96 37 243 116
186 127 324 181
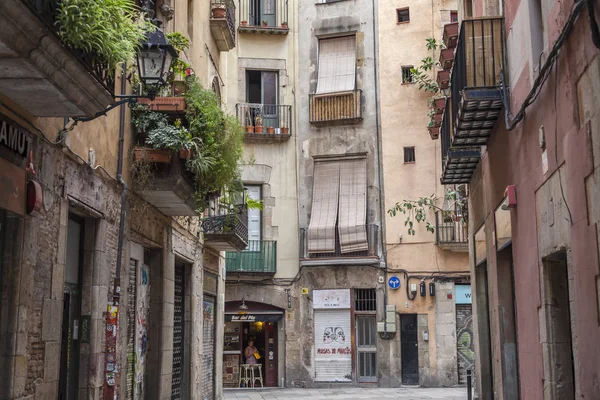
388 276 401 290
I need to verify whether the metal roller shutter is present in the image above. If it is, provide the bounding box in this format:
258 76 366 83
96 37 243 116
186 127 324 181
126 259 137 399
202 295 216 400
314 310 352 381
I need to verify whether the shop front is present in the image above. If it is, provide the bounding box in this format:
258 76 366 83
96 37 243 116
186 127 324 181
223 301 283 388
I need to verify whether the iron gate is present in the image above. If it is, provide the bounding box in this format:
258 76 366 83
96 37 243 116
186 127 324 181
171 264 185 399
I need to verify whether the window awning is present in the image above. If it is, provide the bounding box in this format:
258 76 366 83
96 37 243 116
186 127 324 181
307 161 340 253
316 36 356 94
338 159 368 253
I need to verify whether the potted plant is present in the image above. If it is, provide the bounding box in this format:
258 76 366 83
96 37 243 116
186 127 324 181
443 22 459 49
433 97 446 114
179 148 193 159
241 20 248 27
428 126 440 139
281 21 288 28
262 20 269 27
245 108 254 133
280 126 289 135
437 70 450 90
266 126 275 134
254 114 263 133
212 4 226 18
433 113 443 127
439 48 455 70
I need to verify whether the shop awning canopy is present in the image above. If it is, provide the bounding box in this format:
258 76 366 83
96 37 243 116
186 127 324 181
225 300 284 322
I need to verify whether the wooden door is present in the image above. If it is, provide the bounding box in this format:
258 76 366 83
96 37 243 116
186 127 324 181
265 322 278 386
400 314 419 385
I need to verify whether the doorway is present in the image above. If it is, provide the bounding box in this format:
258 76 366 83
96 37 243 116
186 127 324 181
171 262 186 400
541 251 574 399
249 0 276 27
246 70 279 129
59 215 84 400
400 314 419 385
475 262 494 399
239 321 278 387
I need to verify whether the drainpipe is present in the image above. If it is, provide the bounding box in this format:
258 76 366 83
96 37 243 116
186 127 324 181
104 69 129 400
371 0 393 340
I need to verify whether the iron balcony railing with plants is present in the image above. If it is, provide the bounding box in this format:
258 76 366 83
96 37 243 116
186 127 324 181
22 0 115 94
309 90 363 125
236 103 292 141
449 17 505 148
210 0 236 51
225 240 277 273
238 0 289 33
202 206 249 252
299 225 379 264
435 212 468 251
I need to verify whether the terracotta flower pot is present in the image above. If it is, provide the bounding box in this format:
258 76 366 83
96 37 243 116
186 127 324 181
433 97 446 114
178 148 193 159
241 20 248 26
212 7 226 18
428 126 440 139
134 147 171 164
246 125 255 133
439 48 455 70
266 127 275 134
255 126 263 134
281 22 288 28
281 127 290 135
443 22 459 49
437 70 451 90
433 114 443 127
137 96 186 112
262 22 269 27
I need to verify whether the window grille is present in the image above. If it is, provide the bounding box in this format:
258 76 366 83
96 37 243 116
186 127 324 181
404 147 416 163
355 289 377 311
402 66 413 84
397 8 410 23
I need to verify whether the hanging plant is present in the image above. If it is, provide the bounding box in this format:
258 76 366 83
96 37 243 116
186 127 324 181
57 0 155 70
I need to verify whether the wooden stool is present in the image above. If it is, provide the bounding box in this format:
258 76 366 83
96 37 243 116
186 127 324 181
249 364 264 388
238 364 252 388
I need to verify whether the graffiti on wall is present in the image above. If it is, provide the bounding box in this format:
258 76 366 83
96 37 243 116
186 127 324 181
456 304 475 384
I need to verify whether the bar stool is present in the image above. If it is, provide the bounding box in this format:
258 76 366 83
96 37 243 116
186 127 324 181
249 364 264 388
238 364 252 388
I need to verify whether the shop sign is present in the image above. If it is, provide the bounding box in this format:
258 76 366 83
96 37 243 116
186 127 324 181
225 313 283 322
312 289 351 309
0 157 26 216
455 285 472 304
0 115 32 158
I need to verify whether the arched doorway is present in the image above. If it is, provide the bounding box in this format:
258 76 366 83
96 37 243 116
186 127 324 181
223 301 283 388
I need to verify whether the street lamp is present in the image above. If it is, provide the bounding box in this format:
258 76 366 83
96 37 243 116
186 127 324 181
137 27 178 100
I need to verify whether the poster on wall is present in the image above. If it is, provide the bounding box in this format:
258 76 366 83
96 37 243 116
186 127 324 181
313 289 351 309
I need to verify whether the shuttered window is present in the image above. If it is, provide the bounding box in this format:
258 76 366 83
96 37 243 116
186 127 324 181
316 36 356 94
308 158 368 254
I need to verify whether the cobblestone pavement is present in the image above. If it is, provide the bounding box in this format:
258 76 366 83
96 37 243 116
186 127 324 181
224 387 467 400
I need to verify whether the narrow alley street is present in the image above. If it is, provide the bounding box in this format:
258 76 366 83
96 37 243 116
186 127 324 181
224 387 467 400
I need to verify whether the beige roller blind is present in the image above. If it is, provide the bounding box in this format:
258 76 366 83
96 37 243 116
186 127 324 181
338 158 368 253
308 161 340 253
316 36 356 94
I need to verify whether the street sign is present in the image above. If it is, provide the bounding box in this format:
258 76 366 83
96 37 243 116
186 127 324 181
388 276 401 290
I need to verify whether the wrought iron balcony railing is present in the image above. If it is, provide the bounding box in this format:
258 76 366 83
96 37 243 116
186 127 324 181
309 90 362 125
23 0 115 94
225 240 277 273
210 0 236 51
236 103 292 141
299 224 379 265
202 207 248 252
435 212 468 252
238 0 289 33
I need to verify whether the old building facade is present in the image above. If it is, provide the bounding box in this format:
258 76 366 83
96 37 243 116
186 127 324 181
436 0 600 397
0 0 240 399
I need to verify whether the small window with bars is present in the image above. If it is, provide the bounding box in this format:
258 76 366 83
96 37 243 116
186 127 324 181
404 146 416 163
401 66 413 84
450 11 458 22
355 289 377 311
397 8 410 23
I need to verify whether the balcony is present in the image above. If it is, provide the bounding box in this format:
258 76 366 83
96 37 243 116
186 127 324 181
449 18 505 147
440 100 481 184
309 90 362 125
236 103 292 143
225 240 277 275
435 212 468 252
0 0 114 117
134 149 198 216
238 0 289 35
202 207 249 252
299 225 379 266
210 0 236 51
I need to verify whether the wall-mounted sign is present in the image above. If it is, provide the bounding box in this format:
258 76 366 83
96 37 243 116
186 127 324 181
0 114 32 158
313 289 351 309
455 284 472 304
388 276 401 290
225 313 283 322
301 288 309 295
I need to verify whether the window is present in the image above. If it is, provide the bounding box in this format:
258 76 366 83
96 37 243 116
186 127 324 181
316 36 356 94
355 289 377 311
397 8 410 23
450 10 458 22
401 66 413 84
404 147 415 163
464 0 473 18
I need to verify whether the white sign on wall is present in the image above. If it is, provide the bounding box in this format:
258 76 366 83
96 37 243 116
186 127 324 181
312 289 351 309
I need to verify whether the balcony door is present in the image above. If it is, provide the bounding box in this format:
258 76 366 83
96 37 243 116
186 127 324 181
249 0 276 26
245 185 261 252
247 70 278 129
